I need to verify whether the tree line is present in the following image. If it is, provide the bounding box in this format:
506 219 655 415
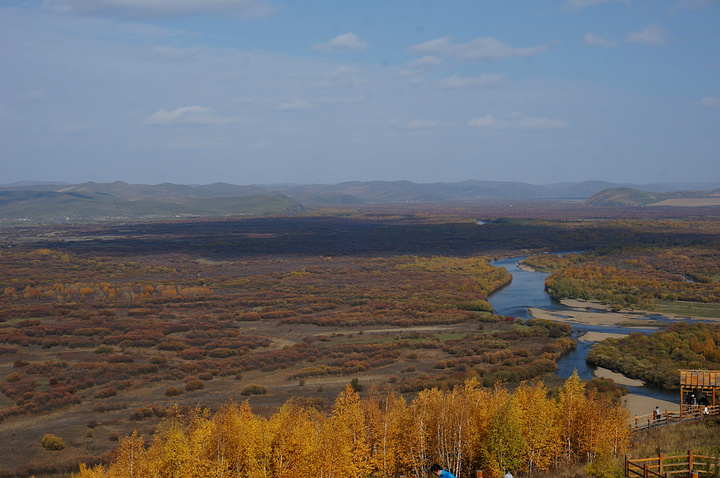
73 373 630 478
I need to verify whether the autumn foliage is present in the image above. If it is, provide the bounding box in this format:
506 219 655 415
526 243 720 310
586 322 720 389
73 374 630 478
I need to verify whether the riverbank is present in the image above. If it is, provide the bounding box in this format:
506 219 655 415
593 367 679 418
529 298 715 327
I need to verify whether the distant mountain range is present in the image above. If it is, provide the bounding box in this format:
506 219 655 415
1 180 719 220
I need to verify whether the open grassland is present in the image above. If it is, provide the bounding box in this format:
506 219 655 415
654 300 720 318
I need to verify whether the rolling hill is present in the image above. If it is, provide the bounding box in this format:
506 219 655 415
0 189 303 220
2 180 720 220
584 187 720 207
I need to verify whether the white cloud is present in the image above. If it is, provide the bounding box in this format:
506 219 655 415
564 0 627 10
436 74 505 89
409 36 552 62
700 97 720 108
469 114 566 130
406 55 444 69
375 119 444 131
468 115 510 129
312 33 370 53
43 0 276 19
583 32 617 48
143 106 241 125
275 100 315 111
625 24 666 45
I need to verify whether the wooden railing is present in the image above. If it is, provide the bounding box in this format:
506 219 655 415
626 450 719 477
629 406 719 432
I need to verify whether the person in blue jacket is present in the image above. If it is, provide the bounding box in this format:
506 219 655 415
430 464 456 478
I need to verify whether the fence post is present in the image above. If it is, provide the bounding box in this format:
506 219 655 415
475 470 483 478
689 450 694 473
643 463 649 478
625 456 629 477
664 410 668 426
658 452 664 474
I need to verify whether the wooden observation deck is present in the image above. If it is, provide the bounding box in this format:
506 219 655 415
679 370 718 420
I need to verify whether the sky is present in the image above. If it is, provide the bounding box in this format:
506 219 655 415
1 0 719 187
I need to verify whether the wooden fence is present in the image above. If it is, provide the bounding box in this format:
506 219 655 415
629 405 719 433
625 450 719 477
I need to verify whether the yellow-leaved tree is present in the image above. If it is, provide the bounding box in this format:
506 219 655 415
72 375 634 478
514 381 560 476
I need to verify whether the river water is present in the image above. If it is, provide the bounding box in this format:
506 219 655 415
488 257 676 401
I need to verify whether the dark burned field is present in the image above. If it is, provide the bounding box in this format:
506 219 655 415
1 202 719 476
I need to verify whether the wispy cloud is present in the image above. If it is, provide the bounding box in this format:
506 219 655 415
624 24 666 45
143 106 242 125
375 119 444 131
409 36 552 62
700 97 720 108
436 74 505 89
564 0 628 11
312 33 370 53
469 114 566 130
583 32 617 48
43 0 276 19
275 100 315 111
406 55 444 69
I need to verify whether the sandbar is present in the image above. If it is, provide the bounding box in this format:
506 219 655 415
579 331 627 342
528 298 716 327
622 394 679 420
593 366 644 387
528 306 650 327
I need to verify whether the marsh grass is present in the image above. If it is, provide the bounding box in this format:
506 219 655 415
654 300 720 318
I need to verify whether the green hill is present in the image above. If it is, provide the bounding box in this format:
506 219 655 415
584 187 662 206
585 187 720 207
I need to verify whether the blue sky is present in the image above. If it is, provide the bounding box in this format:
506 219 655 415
1 0 719 186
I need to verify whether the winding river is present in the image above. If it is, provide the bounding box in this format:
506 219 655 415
488 257 677 402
